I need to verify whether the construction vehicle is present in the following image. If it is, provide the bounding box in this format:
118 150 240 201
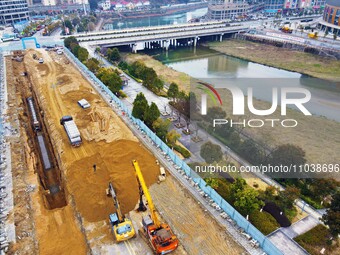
280 26 293 34
132 160 179 255
107 182 136 242
308 32 318 39
60 116 82 147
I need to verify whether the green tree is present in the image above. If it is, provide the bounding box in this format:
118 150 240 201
268 144 306 167
97 68 122 93
278 186 301 209
205 107 227 124
132 92 148 120
78 47 89 62
107 48 121 62
72 17 80 27
200 141 223 164
234 188 264 216
64 19 73 32
229 132 241 149
239 139 264 165
205 177 219 190
152 118 171 141
64 36 78 48
166 130 181 147
86 58 100 73
167 82 179 100
144 102 160 127
70 43 80 57
322 192 340 237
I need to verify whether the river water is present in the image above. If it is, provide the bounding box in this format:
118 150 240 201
152 47 340 122
104 8 208 30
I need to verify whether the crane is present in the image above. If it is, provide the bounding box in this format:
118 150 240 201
107 182 136 242
132 160 179 255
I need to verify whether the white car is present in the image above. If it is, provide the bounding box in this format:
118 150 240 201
38 58 44 64
57 50 63 55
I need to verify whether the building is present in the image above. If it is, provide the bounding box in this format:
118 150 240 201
0 0 29 25
207 0 250 20
264 0 284 13
319 0 340 35
99 0 111 10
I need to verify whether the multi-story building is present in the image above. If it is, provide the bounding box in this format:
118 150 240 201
0 0 29 25
264 0 284 13
319 0 340 34
207 0 250 20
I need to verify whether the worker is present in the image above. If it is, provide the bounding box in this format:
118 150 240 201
93 164 96 173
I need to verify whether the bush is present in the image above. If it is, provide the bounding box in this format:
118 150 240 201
250 210 280 235
173 144 191 158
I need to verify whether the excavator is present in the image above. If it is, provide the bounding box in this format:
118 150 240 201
107 182 136 242
132 160 179 255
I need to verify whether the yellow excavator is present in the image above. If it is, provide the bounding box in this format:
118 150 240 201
107 182 136 242
132 160 179 255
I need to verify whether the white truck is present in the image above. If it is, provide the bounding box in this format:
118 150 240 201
60 116 82 147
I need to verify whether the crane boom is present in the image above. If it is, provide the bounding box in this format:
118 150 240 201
132 160 160 228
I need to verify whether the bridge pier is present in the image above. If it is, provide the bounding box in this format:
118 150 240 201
220 33 224 42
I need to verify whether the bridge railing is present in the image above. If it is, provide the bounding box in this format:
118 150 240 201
64 47 283 255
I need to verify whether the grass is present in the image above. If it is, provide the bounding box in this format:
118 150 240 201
206 39 340 81
294 225 339 255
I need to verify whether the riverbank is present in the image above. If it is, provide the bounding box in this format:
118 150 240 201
205 39 340 82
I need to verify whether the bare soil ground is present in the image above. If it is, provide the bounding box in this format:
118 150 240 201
5 49 245 255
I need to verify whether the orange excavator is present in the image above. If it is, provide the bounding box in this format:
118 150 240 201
132 160 179 255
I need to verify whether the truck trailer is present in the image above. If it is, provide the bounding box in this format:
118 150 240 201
60 116 82 147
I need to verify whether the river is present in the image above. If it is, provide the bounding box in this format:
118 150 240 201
103 8 207 30
152 47 340 122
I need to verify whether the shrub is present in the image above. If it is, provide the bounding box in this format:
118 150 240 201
250 210 280 235
173 144 191 158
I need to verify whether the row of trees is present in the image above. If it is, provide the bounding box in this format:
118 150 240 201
63 15 97 34
119 61 164 94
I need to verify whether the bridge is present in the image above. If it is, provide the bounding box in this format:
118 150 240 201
65 21 249 52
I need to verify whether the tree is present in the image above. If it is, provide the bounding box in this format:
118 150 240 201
278 186 300 209
205 177 219 190
153 118 171 141
70 43 80 57
234 188 264 216
86 58 100 73
229 132 241 149
205 107 226 124
88 22 95 32
64 36 78 48
72 17 80 27
322 192 340 237
132 92 148 120
166 130 180 147
64 19 73 32
268 144 306 167
239 139 264 165
97 68 122 93
78 47 89 62
167 82 179 100
107 48 121 62
144 102 160 127
200 141 223 164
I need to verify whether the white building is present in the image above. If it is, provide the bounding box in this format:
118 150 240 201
99 0 111 10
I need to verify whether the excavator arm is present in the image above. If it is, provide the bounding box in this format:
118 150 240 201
108 182 124 222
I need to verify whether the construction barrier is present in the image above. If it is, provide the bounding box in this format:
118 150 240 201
64 47 283 255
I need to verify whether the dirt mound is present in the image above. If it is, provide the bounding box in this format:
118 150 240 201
66 140 159 222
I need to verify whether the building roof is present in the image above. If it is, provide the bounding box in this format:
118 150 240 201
326 0 340 8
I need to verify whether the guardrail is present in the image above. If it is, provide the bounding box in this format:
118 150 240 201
64 47 283 255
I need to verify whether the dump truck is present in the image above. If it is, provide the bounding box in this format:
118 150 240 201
132 160 179 255
60 116 82 147
107 182 136 242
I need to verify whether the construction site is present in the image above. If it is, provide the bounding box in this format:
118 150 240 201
2 48 247 255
